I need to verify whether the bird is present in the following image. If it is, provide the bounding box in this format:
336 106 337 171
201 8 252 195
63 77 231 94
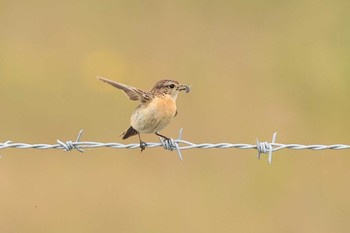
97 76 190 151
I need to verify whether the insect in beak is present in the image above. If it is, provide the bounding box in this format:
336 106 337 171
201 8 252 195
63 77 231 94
179 84 191 93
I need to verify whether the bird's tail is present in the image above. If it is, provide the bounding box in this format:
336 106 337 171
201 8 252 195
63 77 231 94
121 126 138 139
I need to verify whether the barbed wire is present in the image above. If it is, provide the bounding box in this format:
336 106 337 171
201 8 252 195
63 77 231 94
1 129 350 164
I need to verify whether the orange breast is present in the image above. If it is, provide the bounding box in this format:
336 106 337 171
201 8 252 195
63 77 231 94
155 96 177 117
130 95 177 133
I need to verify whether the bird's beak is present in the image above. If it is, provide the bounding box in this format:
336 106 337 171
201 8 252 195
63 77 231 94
179 84 191 93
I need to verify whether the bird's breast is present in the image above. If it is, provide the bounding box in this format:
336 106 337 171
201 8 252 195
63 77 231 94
153 96 177 116
130 95 177 133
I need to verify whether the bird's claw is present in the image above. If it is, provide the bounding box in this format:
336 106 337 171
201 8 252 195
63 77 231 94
140 141 147 152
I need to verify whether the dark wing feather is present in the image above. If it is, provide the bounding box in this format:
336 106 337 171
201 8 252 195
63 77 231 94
97 76 150 102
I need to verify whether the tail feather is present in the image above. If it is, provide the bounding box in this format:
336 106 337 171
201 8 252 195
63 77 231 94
122 126 138 140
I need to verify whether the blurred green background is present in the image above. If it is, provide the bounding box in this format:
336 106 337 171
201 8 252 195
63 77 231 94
1 0 350 232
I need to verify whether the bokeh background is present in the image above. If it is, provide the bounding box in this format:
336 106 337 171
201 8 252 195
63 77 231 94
1 0 350 232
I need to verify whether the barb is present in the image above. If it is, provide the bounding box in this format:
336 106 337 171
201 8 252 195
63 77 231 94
159 128 184 161
256 132 277 164
1 129 350 163
57 129 84 152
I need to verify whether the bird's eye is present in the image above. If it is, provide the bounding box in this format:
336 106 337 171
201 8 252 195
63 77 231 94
168 84 175 89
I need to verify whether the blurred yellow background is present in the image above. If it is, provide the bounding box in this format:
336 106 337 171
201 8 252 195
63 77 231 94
1 0 350 232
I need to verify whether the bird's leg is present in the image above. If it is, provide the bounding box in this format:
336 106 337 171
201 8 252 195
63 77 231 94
156 132 176 150
155 132 170 141
138 132 147 152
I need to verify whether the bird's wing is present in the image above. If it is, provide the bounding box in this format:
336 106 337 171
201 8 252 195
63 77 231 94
97 76 151 102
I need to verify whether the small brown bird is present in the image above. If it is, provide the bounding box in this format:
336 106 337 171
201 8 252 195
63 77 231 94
97 77 190 151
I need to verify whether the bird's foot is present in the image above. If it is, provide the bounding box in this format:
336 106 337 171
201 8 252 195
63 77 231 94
140 141 148 152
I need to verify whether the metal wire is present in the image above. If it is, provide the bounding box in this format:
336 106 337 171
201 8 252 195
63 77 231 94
1 129 350 164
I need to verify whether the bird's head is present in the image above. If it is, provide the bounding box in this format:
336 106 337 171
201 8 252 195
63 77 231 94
151 80 190 99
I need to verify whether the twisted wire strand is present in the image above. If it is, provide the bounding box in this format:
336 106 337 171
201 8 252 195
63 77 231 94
1 129 350 164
